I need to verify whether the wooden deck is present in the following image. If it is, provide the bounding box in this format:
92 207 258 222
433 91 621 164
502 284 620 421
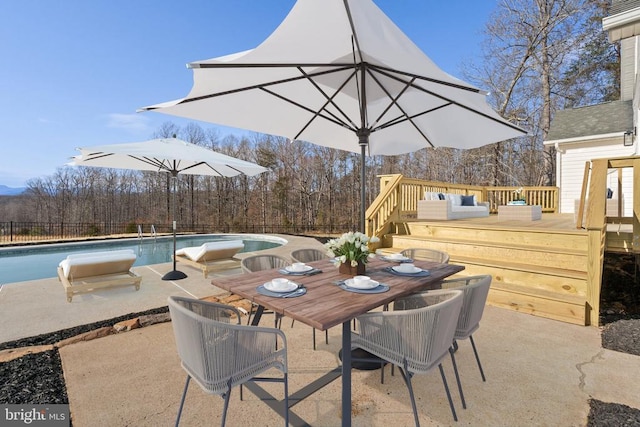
366 166 640 327
385 213 628 326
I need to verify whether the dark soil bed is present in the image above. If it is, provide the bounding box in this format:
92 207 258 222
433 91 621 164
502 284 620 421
600 253 640 325
0 350 67 405
587 399 640 426
600 253 640 356
601 319 640 356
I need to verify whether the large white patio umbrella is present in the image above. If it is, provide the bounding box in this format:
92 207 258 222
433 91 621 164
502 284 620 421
140 0 526 231
70 137 268 280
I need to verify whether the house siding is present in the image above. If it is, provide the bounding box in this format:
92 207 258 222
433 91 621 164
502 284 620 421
557 138 635 216
621 37 638 101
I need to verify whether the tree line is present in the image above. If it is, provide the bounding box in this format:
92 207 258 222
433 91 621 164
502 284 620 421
0 0 618 232
0 124 510 232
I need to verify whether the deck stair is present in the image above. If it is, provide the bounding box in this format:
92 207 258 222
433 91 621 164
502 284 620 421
387 220 589 325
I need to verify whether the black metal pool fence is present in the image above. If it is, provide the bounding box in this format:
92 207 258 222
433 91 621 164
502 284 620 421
0 221 353 244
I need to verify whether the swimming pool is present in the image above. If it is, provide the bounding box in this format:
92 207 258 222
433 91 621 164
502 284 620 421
0 234 284 284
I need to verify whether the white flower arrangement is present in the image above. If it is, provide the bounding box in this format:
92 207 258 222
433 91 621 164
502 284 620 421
325 231 380 267
513 187 525 201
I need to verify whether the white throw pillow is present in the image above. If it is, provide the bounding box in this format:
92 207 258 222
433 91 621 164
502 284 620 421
447 193 462 206
423 191 436 201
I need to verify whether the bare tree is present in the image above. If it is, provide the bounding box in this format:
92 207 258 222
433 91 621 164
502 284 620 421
560 0 619 107
464 0 593 186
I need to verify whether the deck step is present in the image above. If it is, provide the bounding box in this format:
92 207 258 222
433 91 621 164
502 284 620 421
393 234 588 257
452 255 587 281
487 281 587 325
387 218 591 325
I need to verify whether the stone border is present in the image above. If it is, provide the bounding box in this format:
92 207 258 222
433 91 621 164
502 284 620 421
0 293 253 364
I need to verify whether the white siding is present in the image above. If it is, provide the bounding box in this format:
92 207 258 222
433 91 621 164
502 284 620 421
557 137 635 216
620 37 637 101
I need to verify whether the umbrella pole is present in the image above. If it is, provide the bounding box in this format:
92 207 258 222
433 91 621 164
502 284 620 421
162 172 187 281
358 131 369 234
360 143 366 233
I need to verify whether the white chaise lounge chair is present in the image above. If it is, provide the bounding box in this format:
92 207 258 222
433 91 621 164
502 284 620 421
174 240 244 277
57 249 141 302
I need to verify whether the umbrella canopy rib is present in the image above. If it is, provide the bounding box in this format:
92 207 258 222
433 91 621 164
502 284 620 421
169 64 359 106
144 61 512 137
186 62 481 94
369 65 524 133
366 73 416 131
296 66 361 133
259 75 359 137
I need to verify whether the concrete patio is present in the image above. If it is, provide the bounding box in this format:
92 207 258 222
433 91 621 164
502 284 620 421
1 234 639 426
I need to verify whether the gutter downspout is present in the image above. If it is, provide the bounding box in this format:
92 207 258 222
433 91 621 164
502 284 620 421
554 142 562 212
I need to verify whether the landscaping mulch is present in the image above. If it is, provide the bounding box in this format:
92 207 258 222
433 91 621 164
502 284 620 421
601 319 640 357
0 350 67 405
587 399 640 427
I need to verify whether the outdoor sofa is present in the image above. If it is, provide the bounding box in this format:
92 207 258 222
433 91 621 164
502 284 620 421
57 249 141 302
174 240 244 277
417 192 490 220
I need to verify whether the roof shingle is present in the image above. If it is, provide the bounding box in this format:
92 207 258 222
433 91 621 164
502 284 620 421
546 100 633 141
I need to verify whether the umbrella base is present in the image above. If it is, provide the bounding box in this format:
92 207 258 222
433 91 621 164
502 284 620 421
162 270 188 281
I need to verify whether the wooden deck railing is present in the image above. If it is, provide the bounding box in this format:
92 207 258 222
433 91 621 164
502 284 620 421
365 174 558 241
484 187 559 213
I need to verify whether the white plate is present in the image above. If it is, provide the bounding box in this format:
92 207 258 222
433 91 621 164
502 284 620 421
392 265 422 274
264 280 298 293
345 278 380 290
285 265 313 273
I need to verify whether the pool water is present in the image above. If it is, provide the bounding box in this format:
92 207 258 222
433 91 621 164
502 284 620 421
0 234 283 284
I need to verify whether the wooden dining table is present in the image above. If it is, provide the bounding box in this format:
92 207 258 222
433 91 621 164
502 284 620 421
210 257 464 427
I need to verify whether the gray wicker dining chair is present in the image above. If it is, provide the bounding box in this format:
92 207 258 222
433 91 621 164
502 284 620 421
240 254 290 328
290 248 328 263
400 248 450 264
241 254 290 274
439 275 492 381
168 296 289 427
352 289 464 425
394 275 492 412
290 248 330 349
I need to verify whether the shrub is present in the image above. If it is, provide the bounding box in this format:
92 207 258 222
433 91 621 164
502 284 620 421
85 225 101 236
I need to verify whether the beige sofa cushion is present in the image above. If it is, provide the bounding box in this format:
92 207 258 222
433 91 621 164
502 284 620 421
59 250 137 279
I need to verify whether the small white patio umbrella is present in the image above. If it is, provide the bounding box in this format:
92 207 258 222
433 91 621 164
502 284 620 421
140 0 526 231
70 137 268 280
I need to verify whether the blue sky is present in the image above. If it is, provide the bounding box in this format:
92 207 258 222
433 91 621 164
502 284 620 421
0 1 496 188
